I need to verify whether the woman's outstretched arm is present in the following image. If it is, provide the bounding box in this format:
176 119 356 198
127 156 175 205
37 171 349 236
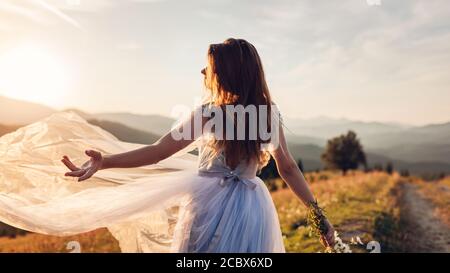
62 109 201 181
269 123 335 246
102 130 194 169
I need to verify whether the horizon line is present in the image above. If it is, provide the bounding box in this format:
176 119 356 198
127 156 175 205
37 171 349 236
1 94 448 127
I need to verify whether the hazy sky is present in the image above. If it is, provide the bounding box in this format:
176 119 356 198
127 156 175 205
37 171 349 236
0 0 449 125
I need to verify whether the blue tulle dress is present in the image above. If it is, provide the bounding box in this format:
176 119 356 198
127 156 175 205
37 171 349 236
0 112 285 253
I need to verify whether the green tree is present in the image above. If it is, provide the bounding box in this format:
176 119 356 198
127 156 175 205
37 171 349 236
321 130 367 175
385 162 394 175
400 169 410 177
374 163 383 172
297 158 304 173
258 156 279 180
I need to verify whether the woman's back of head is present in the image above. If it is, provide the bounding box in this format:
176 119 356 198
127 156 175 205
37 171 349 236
203 38 275 170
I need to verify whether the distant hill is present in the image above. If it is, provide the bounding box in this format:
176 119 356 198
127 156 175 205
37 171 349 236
284 116 450 165
287 142 323 171
284 116 408 140
365 152 450 175
287 142 450 174
0 124 21 137
367 143 450 164
0 95 55 125
95 112 175 137
87 119 160 144
363 122 450 148
65 109 175 137
1 95 449 174
285 133 326 147
360 122 450 164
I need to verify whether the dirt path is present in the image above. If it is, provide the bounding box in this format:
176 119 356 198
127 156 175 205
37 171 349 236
400 182 450 252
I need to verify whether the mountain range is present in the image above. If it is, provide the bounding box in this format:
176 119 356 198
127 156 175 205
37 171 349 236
283 116 450 165
1 95 449 174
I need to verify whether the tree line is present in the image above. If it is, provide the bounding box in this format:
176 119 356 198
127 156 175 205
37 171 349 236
258 130 411 180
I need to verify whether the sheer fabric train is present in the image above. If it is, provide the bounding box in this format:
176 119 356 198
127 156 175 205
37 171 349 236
0 112 285 252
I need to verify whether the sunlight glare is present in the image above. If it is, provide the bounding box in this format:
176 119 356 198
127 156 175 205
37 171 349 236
0 44 70 107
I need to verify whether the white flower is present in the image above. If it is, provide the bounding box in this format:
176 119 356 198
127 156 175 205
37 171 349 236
331 231 352 253
356 236 364 245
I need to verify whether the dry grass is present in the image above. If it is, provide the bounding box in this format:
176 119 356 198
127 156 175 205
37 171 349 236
413 176 450 227
0 228 120 253
0 171 447 253
272 171 400 253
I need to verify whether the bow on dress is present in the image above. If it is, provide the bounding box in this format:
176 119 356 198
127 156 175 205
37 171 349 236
218 170 257 190
198 169 257 190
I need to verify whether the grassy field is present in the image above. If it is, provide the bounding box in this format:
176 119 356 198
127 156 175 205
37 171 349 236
0 171 448 253
0 229 120 253
273 171 401 253
413 177 450 226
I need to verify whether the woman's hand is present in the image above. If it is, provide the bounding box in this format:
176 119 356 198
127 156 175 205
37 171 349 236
61 150 103 182
320 219 335 248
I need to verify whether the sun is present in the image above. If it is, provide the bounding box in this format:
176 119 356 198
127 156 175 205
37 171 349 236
0 44 70 107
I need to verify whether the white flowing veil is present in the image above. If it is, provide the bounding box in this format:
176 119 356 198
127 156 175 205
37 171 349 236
0 111 201 252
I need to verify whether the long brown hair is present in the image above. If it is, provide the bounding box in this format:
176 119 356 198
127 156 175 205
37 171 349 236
203 38 273 169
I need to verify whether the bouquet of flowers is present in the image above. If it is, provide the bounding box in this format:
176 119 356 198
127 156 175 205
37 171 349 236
306 200 352 253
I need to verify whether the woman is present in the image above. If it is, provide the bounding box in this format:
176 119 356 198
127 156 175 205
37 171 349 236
0 38 334 252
